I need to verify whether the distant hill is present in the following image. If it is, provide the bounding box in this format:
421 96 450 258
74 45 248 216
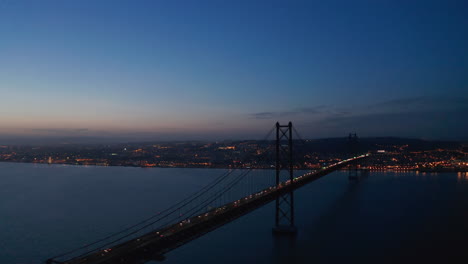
295 137 463 154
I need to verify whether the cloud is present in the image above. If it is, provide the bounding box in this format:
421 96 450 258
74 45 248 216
250 112 276 119
1 96 466 142
296 105 328 114
321 109 468 139
367 96 468 113
303 96 468 140
249 105 332 120
369 96 427 108
30 128 89 134
252 96 468 140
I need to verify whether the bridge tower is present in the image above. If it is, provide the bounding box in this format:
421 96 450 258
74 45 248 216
348 133 360 180
273 122 297 235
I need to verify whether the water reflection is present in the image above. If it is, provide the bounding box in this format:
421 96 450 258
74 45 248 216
3 163 468 263
457 172 468 182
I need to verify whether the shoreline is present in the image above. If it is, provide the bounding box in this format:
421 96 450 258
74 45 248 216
1 160 467 173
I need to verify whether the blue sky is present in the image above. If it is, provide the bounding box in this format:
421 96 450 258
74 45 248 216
0 0 467 142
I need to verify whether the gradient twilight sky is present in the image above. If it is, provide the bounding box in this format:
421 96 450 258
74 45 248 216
0 0 467 142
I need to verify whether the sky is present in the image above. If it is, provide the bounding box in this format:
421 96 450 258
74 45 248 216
0 0 467 143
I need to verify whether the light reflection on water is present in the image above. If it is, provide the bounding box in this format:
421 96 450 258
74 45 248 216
1 162 468 264
457 171 468 182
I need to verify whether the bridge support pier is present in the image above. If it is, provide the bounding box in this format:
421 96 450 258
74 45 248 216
272 225 298 236
349 160 360 180
348 133 362 181
272 122 297 236
349 167 370 181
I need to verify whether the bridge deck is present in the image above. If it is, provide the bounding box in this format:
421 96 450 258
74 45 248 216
59 154 369 264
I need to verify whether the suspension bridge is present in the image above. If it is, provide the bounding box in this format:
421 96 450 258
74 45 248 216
46 123 370 264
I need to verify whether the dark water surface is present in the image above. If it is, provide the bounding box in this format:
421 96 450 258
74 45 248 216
1 162 468 264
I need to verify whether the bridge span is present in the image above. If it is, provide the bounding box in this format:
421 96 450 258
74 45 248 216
53 154 369 264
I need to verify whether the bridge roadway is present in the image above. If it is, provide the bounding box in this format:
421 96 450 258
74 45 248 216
61 154 370 264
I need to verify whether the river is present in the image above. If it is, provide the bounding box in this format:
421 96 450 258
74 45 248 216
1 162 468 264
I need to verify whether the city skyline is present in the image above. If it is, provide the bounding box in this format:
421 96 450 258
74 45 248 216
1 0 467 142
